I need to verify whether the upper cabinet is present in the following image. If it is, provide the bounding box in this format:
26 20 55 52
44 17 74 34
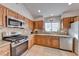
27 20 44 31
34 20 43 30
28 20 34 31
63 17 75 30
7 9 18 18
0 4 32 28
63 17 71 29
0 5 4 26
17 14 25 20
0 5 7 26
74 16 79 22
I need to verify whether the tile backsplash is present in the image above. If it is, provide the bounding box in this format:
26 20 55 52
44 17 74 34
0 26 31 40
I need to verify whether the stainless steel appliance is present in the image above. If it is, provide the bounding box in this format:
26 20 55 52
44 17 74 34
60 37 73 51
3 35 28 56
69 21 79 54
6 16 25 28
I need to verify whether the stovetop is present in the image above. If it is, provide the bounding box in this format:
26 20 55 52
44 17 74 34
3 35 28 42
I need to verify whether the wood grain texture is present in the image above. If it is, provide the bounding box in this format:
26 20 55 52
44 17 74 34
28 20 34 31
0 44 10 56
28 35 60 49
34 21 43 30
63 17 71 29
28 35 35 49
7 9 18 18
0 5 4 26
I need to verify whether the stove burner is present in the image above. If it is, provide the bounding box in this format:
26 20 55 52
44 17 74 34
3 35 28 42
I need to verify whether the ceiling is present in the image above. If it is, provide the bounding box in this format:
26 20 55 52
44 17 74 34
23 3 79 18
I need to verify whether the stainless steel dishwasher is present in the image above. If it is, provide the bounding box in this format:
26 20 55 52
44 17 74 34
60 37 73 51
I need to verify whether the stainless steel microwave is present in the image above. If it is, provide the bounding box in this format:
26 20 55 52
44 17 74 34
6 16 25 28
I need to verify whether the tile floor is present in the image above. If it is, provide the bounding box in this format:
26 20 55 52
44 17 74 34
22 45 76 56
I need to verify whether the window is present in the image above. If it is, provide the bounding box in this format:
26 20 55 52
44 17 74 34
45 22 59 32
45 23 51 32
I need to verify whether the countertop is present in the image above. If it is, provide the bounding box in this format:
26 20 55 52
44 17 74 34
32 34 72 38
0 40 11 48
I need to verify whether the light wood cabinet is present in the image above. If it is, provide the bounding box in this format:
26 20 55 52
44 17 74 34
0 5 7 26
63 17 78 30
0 4 33 28
28 20 34 31
34 35 59 48
3 6 7 27
0 44 10 56
17 14 25 21
7 9 18 18
34 21 43 30
63 17 71 29
35 35 51 46
74 16 79 22
0 5 3 26
28 35 35 49
50 37 59 48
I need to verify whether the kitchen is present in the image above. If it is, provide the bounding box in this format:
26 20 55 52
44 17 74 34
0 3 79 56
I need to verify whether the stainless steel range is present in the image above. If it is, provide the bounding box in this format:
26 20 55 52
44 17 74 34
3 32 28 56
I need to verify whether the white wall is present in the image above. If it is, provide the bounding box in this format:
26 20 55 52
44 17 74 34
1 3 33 20
61 10 79 18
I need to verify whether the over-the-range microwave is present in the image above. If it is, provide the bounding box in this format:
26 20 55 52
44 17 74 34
6 16 25 28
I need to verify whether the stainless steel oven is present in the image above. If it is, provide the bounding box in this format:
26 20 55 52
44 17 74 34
3 34 28 56
11 41 28 56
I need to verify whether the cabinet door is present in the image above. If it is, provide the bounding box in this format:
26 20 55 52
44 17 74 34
35 35 51 47
7 9 18 18
34 21 43 29
0 5 7 26
50 36 59 48
3 6 7 27
34 21 39 29
28 35 35 49
28 20 34 30
0 5 3 26
39 35 50 46
38 21 43 29
0 44 10 56
63 18 70 29
35 35 41 45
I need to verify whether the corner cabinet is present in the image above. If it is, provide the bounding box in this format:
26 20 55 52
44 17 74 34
34 21 43 30
28 20 34 31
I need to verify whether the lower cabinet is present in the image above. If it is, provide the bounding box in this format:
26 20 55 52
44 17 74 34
34 35 59 48
50 37 59 48
28 35 35 49
0 44 10 56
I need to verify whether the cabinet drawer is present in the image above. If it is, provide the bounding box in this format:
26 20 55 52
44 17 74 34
0 44 10 56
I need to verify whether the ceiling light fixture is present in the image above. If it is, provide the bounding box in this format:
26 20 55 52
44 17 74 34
68 3 72 5
50 14 53 16
38 10 41 13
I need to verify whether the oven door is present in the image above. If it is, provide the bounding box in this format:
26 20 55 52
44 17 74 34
11 41 28 56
